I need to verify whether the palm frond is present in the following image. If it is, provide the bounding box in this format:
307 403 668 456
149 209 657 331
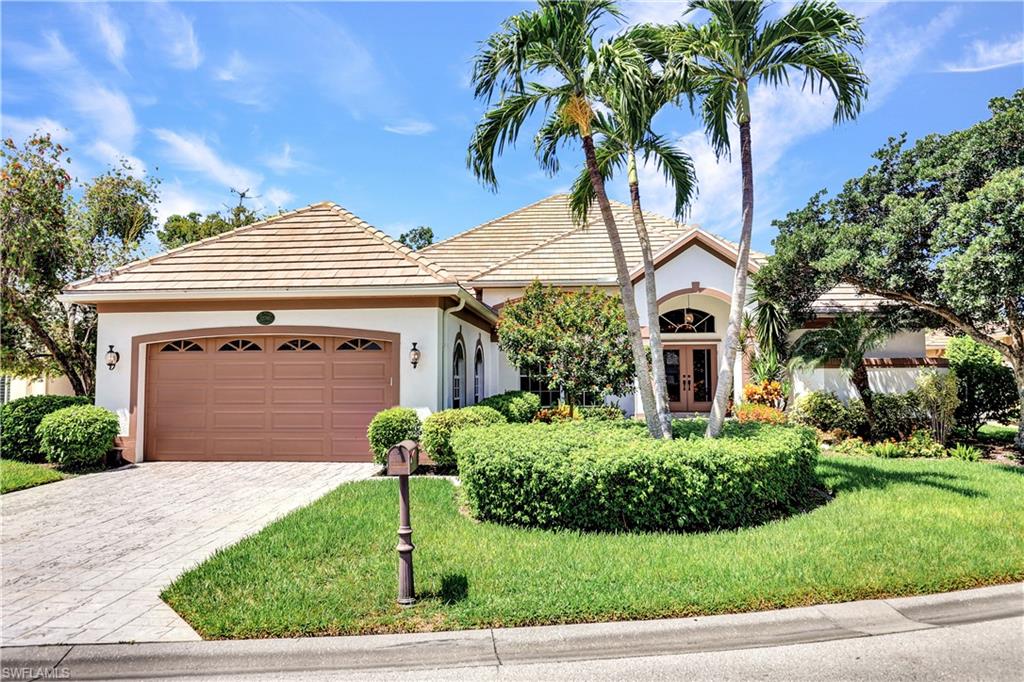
638 133 697 219
568 133 628 225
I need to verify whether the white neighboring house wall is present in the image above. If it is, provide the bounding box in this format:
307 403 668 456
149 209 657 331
789 331 937 402
1 375 76 402
95 307 447 461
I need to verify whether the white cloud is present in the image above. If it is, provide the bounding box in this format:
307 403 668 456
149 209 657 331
154 179 215 226
66 85 138 154
148 2 202 69
265 143 300 173
943 34 1024 73
6 31 75 71
214 51 247 82
152 128 261 191
623 1 689 27
262 187 295 210
0 115 75 144
383 119 436 136
633 4 958 239
81 3 126 70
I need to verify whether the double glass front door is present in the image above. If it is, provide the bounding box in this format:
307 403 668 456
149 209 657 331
664 345 716 412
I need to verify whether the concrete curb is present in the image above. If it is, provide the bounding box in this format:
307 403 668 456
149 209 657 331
3 583 1021 680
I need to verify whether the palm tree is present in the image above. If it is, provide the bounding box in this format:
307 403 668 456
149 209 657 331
788 313 889 434
539 29 697 438
660 0 867 437
467 0 667 437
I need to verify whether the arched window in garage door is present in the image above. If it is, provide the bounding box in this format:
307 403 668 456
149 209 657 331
276 338 322 351
160 339 203 352
336 338 383 351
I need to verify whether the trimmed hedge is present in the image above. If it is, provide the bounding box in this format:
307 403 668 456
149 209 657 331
477 391 540 424
37 405 119 471
454 420 819 533
421 406 506 469
0 395 91 462
367 408 422 465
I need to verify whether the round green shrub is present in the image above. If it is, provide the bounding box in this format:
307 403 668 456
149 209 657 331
367 407 422 465
0 395 91 462
869 392 926 441
421 406 506 469
37 405 119 471
453 420 820 532
579 405 626 421
477 391 541 423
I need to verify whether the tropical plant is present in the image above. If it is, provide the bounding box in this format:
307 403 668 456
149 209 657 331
945 336 1017 438
1 134 159 394
497 281 635 407
657 0 867 437
757 91 1024 451
467 0 666 437
949 443 982 462
544 26 698 438
916 369 959 445
788 314 890 434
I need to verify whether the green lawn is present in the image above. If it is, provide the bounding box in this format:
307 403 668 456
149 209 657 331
163 456 1024 639
976 423 1019 446
1 459 63 494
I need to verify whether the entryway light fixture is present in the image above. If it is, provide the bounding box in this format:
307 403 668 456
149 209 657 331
409 342 421 369
104 345 120 370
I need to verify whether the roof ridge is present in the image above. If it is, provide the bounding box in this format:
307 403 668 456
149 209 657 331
465 224 581 281
321 203 457 284
418 193 569 253
65 202 332 291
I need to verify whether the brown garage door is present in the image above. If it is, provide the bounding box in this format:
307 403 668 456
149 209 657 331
144 334 396 461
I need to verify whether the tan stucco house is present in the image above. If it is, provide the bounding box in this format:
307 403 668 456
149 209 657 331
62 194 939 463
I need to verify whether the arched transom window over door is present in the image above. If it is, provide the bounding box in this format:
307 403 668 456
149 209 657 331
473 343 484 404
453 340 465 408
659 308 715 334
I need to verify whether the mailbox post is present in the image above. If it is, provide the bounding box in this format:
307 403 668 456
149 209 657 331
386 440 419 606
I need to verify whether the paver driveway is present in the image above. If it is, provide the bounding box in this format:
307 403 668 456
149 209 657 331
1 461 379 646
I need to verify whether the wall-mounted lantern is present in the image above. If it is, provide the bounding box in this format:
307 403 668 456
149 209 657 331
104 345 120 370
409 342 421 369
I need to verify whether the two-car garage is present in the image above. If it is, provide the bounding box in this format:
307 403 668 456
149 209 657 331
143 332 397 462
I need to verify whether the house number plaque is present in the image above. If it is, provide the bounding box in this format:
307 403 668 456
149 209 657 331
256 311 275 325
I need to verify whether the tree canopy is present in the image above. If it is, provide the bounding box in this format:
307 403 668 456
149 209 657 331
157 204 261 250
1 134 159 394
758 90 1024 449
398 226 434 250
496 281 634 407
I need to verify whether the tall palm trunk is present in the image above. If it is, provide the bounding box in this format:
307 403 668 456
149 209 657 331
583 135 661 437
851 360 878 437
706 119 754 437
627 151 671 438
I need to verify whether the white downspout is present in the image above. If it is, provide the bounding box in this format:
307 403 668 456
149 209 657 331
439 295 468 409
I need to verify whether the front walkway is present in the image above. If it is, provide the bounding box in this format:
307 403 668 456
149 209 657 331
1 461 379 646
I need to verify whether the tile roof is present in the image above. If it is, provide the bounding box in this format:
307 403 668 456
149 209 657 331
65 202 458 296
810 284 892 314
420 193 765 284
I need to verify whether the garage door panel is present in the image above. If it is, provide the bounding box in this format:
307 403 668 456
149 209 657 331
213 362 268 380
212 437 269 457
271 412 326 429
332 361 387 379
212 411 267 429
153 384 207 406
272 386 326 404
272 362 328 380
332 386 387 404
146 334 395 462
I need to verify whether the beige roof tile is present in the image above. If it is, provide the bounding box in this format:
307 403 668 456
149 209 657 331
65 202 458 296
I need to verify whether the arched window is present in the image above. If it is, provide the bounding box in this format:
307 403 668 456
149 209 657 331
473 343 484 404
452 340 465 408
276 338 322 351
217 339 263 352
659 308 715 334
337 338 382 351
160 339 203 352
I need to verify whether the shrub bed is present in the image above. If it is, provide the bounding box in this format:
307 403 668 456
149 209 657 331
477 391 541 423
453 420 819 533
0 395 91 462
37 405 119 471
421 406 506 469
367 407 422 465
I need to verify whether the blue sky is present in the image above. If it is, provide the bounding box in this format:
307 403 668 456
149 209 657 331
2 1 1022 254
